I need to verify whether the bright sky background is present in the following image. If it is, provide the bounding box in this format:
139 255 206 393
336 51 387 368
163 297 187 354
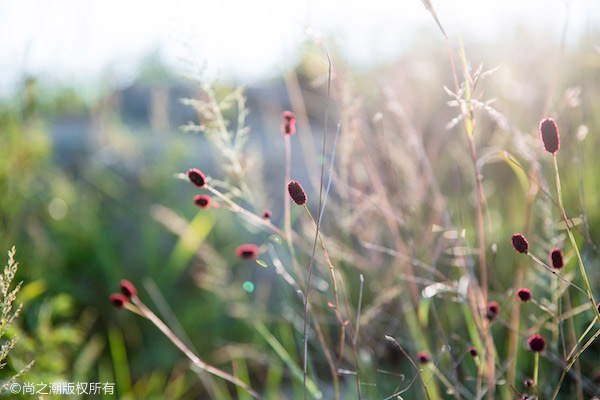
0 0 598 97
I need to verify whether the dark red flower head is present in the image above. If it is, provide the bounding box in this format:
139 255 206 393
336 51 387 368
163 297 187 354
523 378 534 388
119 279 137 298
194 194 211 209
550 248 564 269
288 180 307 205
517 288 532 302
235 244 259 260
417 351 431 364
597 302 600 314
187 168 206 188
262 209 272 220
511 233 529 254
110 293 129 309
281 111 296 136
528 334 546 353
539 118 560 154
486 301 500 321
468 346 477 357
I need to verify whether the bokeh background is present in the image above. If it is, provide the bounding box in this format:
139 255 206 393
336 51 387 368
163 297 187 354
2 0 600 398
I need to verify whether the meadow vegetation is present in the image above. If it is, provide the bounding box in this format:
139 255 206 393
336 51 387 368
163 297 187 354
2 15 600 400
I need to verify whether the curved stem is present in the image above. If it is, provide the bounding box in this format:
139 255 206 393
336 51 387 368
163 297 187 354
130 296 262 400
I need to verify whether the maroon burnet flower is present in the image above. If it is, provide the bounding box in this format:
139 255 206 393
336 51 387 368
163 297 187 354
523 378 534 388
110 293 129 309
193 194 211 209
550 248 564 269
417 351 431 364
262 209 272 220
468 346 477 357
288 180 307 205
517 288 532 302
187 168 206 188
119 279 138 298
486 301 500 321
539 118 560 154
281 111 296 136
235 244 259 260
511 233 529 254
528 334 546 353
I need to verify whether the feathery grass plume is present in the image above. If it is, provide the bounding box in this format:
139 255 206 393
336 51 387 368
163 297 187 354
511 233 529 254
110 293 128 309
549 248 564 269
281 111 296 136
486 301 500 320
187 168 206 188
119 279 137 298
539 118 560 154
517 288 532 302
235 244 259 260
528 334 546 352
0 247 34 394
262 209 272 220
417 351 431 364
468 346 478 357
287 180 306 205
193 194 211 209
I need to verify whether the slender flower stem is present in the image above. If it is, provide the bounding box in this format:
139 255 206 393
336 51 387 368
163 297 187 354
553 155 600 322
533 352 540 398
454 38 494 399
549 154 600 399
566 316 597 360
302 204 344 395
130 296 262 400
282 136 306 289
552 326 600 400
284 135 292 244
204 184 286 239
528 253 588 297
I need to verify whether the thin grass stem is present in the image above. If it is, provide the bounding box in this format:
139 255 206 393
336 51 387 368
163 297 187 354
130 296 262 400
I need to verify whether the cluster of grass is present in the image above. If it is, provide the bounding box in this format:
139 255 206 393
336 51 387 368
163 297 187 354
2 13 600 400
109 32 600 399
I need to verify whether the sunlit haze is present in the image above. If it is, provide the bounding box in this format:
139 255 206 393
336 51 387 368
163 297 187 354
1 0 598 96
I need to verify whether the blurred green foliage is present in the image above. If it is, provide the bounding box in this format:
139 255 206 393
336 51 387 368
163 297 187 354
1 30 600 399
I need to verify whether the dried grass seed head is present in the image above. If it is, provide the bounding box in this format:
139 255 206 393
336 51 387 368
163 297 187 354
528 334 546 352
539 118 560 154
486 301 500 320
468 346 478 357
550 248 564 269
194 194 211 209
288 180 307 205
517 288 532 302
235 244 259 260
119 279 138 298
417 351 431 364
187 168 206 188
511 233 529 254
110 293 129 309
281 110 296 135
